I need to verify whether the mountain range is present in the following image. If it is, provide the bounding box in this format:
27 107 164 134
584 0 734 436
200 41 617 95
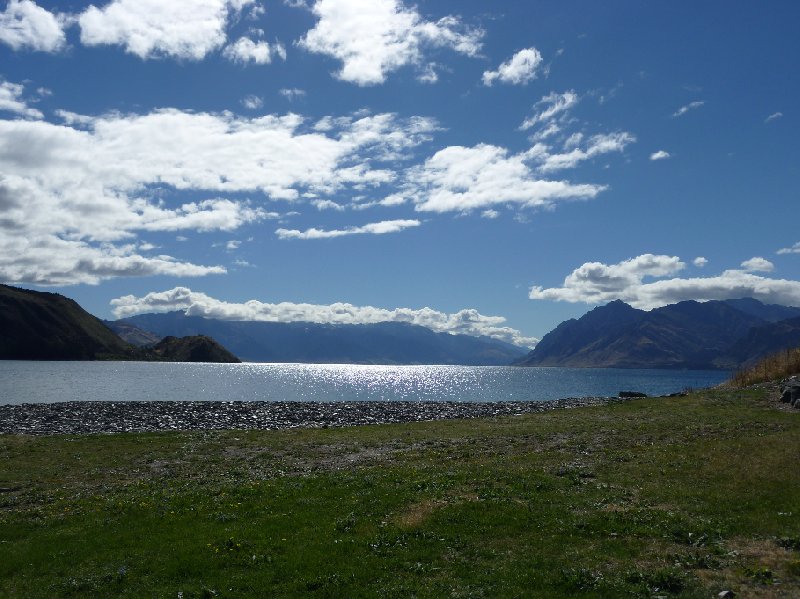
515 298 800 369
114 311 527 365
0 285 238 362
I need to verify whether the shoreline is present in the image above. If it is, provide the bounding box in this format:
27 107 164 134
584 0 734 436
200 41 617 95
0 396 633 435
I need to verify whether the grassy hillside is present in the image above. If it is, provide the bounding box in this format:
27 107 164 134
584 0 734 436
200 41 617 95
1 388 799 597
0 284 135 360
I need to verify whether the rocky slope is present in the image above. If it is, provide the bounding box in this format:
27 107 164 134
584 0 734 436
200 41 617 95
516 298 800 369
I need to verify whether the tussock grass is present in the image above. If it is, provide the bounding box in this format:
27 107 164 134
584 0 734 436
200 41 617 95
728 346 800 387
1 388 799 597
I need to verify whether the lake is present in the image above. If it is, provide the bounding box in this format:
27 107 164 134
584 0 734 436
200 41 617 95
0 361 730 405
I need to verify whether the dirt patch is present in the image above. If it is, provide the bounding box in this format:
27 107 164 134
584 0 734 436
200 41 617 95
696 537 800 598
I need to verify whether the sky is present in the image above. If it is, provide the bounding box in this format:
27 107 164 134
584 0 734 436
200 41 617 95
1 0 799 348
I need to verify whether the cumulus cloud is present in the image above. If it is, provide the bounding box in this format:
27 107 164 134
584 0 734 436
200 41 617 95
0 106 438 284
0 0 67 52
110 286 538 347
693 256 708 267
297 0 483 85
765 112 783 124
650 150 670 161
391 143 607 214
275 218 420 239
777 242 800 255
520 91 579 131
223 36 286 64
395 147 588 213
672 100 704 117
78 0 255 60
529 253 800 309
482 47 543 86
0 235 225 286
740 257 774 272
0 79 43 119
311 199 344 211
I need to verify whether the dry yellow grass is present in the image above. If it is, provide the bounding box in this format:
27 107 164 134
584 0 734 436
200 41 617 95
728 347 800 387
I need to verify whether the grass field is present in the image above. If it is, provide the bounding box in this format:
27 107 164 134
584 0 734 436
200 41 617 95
1 387 799 597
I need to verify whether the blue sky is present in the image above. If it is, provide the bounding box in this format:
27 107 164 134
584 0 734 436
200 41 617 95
1 0 798 347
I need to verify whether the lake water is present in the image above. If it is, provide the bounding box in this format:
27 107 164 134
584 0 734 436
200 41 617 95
0 361 730 405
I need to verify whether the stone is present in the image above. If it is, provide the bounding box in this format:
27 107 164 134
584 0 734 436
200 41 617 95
717 591 735 598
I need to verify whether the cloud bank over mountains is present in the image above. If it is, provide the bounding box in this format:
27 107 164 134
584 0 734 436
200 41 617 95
530 254 800 310
111 287 539 347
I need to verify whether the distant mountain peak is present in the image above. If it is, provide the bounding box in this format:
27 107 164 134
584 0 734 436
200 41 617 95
516 296 800 370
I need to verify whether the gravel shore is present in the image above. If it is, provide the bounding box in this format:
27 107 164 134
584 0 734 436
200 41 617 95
0 397 624 435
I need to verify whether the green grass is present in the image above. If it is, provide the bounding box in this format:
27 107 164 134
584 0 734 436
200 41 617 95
2 388 799 597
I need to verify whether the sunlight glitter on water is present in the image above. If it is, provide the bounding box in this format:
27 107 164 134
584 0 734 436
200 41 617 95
0 361 730 405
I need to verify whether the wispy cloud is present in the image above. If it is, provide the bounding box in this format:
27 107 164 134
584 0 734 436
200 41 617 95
649 150 671 161
765 111 783 124
0 79 43 119
240 94 263 110
672 100 704 117
279 88 306 101
276 219 421 239
520 90 578 131
777 242 800 255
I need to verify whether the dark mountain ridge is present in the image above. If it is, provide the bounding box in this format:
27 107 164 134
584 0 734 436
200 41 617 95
116 311 528 365
516 298 800 369
0 285 239 362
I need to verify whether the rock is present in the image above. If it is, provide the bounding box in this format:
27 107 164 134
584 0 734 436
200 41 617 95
779 379 800 406
619 391 648 398
717 591 735 598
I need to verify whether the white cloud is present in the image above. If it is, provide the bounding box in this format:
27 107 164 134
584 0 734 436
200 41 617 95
520 91 579 131
241 94 263 110
311 199 345 211
395 143 607 214
0 0 67 52
740 256 774 273
279 88 306 100
297 0 483 85
0 106 438 285
765 111 783 124
777 242 800 256
223 36 285 64
672 100 704 117
225 239 241 250
481 209 499 219
0 79 43 119
110 286 538 347
693 256 708 267
78 0 255 60
526 131 635 173
482 47 543 86
0 235 225 286
650 150 670 161
276 218 420 239
529 253 800 309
